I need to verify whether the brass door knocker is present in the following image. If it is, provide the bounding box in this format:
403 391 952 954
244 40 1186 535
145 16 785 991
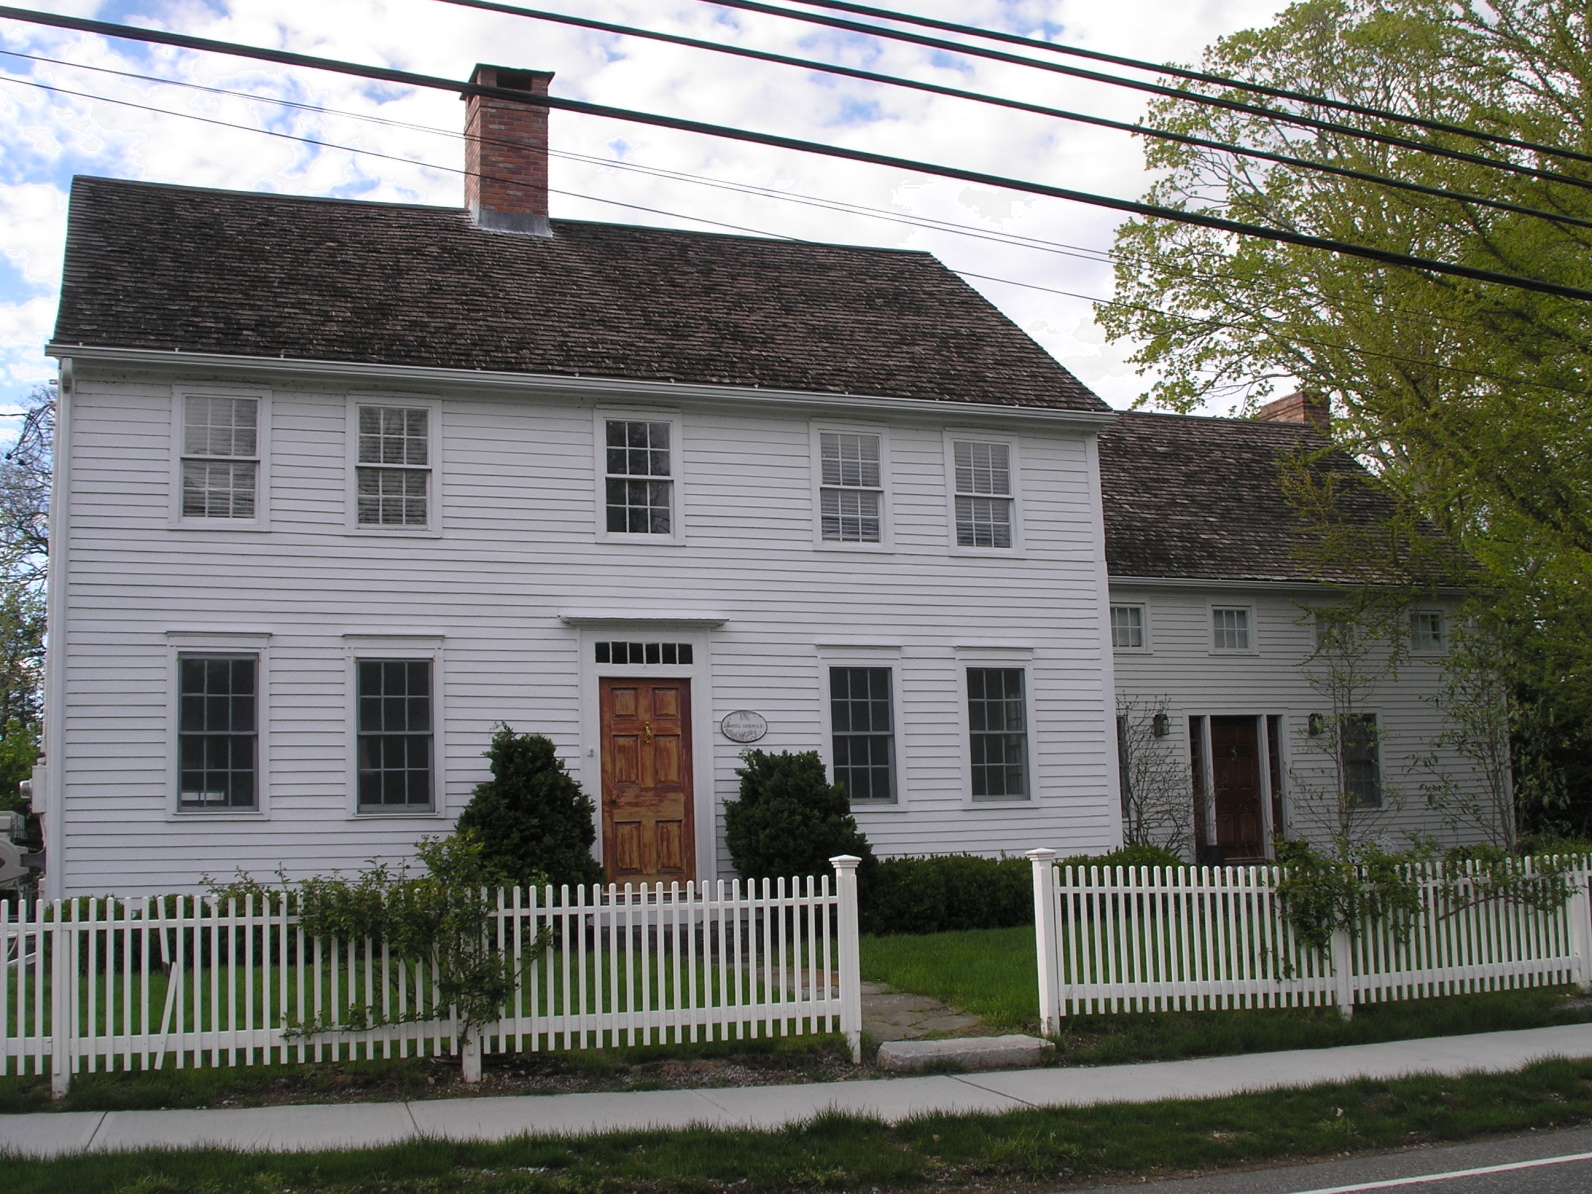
642 720 654 744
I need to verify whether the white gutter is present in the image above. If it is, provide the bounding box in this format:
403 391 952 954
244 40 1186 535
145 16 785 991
45 344 1117 431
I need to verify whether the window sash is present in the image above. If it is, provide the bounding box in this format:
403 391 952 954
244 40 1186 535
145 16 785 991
967 667 1028 800
1110 605 1144 649
952 441 1013 548
355 405 431 527
1341 713 1382 808
605 420 673 534
177 655 257 809
1413 611 1445 651
819 431 883 543
181 396 259 519
356 659 434 809
830 666 895 802
1213 608 1251 650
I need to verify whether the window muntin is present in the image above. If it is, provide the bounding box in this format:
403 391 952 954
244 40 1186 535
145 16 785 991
181 395 258 518
1213 607 1252 651
829 666 895 803
605 419 673 534
967 667 1028 800
1110 605 1145 649
178 655 257 809
356 659 434 810
819 432 883 543
1341 712 1382 808
953 440 1013 548
1413 610 1446 652
356 405 430 527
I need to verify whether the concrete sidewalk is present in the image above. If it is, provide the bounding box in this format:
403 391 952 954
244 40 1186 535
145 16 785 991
5 1023 1592 1159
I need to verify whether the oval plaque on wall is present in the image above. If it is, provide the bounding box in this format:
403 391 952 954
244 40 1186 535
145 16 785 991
720 711 769 743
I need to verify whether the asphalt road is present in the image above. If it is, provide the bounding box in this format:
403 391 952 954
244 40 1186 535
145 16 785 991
1060 1125 1592 1193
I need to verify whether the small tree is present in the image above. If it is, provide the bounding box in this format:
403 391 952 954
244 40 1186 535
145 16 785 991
723 750 874 884
1116 695 1194 858
455 726 604 891
1420 617 1517 851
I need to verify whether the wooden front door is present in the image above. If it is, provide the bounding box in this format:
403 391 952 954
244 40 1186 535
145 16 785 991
1210 716 1266 860
599 678 695 886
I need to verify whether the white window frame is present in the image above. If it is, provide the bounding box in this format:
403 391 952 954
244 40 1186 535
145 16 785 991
344 635 447 818
1210 603 1258 654
817 648 904 809
1109 602 1150 652
954 649 1036 806
1411 609 1447 654
171 386 271 529
594 408 686 545
166 630 271 819
345 394 442 536
944 431 1023 554
1340 710 1385 810
810 423 891 551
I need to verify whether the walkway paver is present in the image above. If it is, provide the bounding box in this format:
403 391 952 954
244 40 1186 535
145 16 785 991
5 1023 1591 1159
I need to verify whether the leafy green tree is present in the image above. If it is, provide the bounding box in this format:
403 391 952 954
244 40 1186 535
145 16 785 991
723 750 875 885
0 386 49 814
455 726 603 891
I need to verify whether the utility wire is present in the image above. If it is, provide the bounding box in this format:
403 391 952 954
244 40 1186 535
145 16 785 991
754 0 1592 170
5 5 1590 302
423 0 1592 232
665 0 1592 192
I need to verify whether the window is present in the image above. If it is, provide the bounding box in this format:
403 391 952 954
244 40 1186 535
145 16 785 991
1213 607 1251 651
357 659 433 810
1413 610 1446 652
181 394 259 518
178 655 257 809
595 641 693 665
605 419 673 534
1110 604 1145 649
818 431 883 543
1314 610 1351 652
1341 712 1382 808
829 666 895 803
952 440 1013 548
967 667 1028 800
356 405 430 527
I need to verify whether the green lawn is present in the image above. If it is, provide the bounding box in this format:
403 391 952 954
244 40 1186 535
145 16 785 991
859 926 1037 1030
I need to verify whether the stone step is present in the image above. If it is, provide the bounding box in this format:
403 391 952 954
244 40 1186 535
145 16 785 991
876 1034 1054 1072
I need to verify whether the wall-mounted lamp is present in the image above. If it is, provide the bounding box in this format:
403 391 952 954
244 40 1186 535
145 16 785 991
1152 712 1170 738
1308 712 1325 736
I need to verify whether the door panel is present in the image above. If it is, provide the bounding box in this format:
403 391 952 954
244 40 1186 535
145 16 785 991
600 678 695 886
1210 715 1265 860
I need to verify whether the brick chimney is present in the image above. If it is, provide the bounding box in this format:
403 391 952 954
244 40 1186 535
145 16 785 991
1254 389 1330 430
463 64 555 236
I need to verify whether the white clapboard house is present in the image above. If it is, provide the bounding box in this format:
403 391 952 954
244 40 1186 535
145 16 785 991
36 67 1484 898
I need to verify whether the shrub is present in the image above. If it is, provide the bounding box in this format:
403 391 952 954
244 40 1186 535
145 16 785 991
455 725 604 891
723 750 875 885
862 854 1032 935
1056 843 1184 874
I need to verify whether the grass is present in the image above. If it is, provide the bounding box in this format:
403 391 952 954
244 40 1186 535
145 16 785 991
860 926 1037 1029
8 1057 1592 1192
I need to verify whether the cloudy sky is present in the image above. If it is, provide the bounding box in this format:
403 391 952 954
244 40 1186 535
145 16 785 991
0 0 1290 429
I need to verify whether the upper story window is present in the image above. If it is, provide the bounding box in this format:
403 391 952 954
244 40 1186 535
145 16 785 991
605 419 673 534
1110 604 1145 650
1314 610 1351 652
1412 610 1446 653
1212 607 1252 651
829 666 895 803
356 659 434 811
967 666 1029 800
357 404 430 527
177 654 257 810
181 394 259 518
818 431 883 544
953 440 1013 548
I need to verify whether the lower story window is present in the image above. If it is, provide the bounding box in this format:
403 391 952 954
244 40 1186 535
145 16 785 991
1342 712 1382 809
357 659 433 810
178 655 257 809
968 667 1029 800
829 666 895 802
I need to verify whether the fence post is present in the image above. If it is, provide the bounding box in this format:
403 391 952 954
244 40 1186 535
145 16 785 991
829 855 863 1063
1569 863 1592 994
1330 927 1355 1020
460 1028 482 1083
1026 849 1060 1036
49 899 74 1098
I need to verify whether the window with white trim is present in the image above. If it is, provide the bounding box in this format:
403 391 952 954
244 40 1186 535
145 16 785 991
1110 604 1145 649
356 405 430 527
1212 607 1252 651
967 666 1029 800
819 431 883 543
605 419 673 534
1412 610 1446 652
1342 712 1382 808
356 659 434 810
177 654 257 809
829 666 895 802
181 395 259 518
953 440 1013 548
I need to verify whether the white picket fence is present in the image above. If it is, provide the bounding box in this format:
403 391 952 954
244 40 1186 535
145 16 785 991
2 857 864 1095
1027 850 1592 1032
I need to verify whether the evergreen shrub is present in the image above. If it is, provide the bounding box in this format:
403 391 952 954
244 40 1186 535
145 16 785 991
723 750 875 885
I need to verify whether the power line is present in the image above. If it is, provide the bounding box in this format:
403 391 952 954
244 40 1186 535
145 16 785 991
424 0 1592 233
676 0 1592 192
4 5 1590 303
754 0 1592 171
